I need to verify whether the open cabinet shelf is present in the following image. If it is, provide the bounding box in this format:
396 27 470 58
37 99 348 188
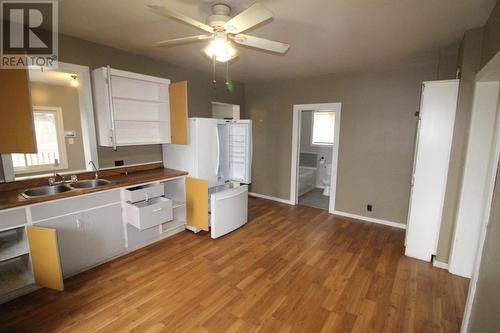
0 227 29 263
0 256 34 296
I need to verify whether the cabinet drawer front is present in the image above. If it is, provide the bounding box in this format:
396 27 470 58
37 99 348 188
30 190 121 221
0 208 27 231
125 197 173 230
123 183 164 203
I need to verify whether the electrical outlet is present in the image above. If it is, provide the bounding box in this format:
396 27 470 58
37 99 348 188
114 160 124 166
367 204 373 212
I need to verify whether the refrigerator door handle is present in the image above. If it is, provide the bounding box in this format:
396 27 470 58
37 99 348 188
215 125 220 178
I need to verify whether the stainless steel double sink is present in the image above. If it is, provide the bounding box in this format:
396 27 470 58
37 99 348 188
21 179 114 199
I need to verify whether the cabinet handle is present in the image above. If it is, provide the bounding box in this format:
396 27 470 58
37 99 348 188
153 208 163 212
76 218 82 229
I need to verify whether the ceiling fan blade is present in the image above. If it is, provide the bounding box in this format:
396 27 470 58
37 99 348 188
156 35 212 48
148 5 213 33
230 34 289 54
224 3 273 34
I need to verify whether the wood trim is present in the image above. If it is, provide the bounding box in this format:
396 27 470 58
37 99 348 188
169 81 188 145
26 226 64 291
186 177 208 231
0 68 37 153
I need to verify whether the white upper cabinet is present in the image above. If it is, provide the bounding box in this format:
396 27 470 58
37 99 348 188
92 67 172 148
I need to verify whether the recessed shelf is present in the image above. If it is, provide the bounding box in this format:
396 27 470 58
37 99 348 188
0 228 29 263
112 96 169 104
0 241 29 263
114 119 170 123
0 257 34 296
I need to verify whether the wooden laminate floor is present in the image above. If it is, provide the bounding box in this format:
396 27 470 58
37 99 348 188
0 198 469 333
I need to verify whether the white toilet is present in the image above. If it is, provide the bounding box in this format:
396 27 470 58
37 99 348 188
322 163 332 196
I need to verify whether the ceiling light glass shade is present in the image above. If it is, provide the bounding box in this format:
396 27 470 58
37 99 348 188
204 38 238 62
69 74 79 87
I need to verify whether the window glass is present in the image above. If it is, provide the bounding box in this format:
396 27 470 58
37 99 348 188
312 111 335 146
12 109 66 173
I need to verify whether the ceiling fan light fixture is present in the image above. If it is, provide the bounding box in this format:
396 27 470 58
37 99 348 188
204 36 238 62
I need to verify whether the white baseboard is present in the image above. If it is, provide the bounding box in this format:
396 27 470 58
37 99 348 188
249 192 292 205
332 210 406 229
432 258 449 270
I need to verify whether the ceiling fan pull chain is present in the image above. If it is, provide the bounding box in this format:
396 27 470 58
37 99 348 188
225 60 233 93
212 54 217 90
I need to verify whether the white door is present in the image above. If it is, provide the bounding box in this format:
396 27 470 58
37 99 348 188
210 185 248 239
229 121 252 184
193 118 220 187
36 213 89 277
405 80 459 261
84 203 126 265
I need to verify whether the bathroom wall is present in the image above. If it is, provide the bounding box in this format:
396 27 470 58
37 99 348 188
300 111 333 187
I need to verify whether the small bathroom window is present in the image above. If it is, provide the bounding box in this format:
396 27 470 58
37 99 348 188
311 111 335 146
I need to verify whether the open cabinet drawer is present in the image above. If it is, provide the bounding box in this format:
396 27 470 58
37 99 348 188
210 185 248 239
123 183 164 203
124 197 173 230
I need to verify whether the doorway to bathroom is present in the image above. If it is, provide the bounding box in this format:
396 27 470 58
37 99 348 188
290 103 341 213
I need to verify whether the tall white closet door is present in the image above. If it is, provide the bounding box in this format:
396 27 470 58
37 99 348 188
405 79 459 262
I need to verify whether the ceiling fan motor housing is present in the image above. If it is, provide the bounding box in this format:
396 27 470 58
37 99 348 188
208 4 231 30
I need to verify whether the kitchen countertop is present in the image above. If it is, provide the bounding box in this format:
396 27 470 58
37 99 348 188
0 166 188 210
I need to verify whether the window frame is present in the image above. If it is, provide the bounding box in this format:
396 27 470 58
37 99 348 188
310 110 335 147
13 106 68 174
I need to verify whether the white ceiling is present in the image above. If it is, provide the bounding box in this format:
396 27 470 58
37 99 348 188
58 0 496 82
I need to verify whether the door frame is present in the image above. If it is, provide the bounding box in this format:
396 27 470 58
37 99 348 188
459 51 500 332
290 103 341 213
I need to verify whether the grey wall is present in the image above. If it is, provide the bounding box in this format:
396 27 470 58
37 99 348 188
243 54 454 225
481 0 500 68
437 28 484 262
58 34 245 168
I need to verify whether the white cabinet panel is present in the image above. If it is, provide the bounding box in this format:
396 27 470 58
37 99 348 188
210 185 248 239
84 203 125 264
405 80 459 261
35 213 88 277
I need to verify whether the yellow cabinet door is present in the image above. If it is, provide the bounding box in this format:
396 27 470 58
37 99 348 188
26 226 64 291
169 81 188 145
0 68 37 153
186 177 209 231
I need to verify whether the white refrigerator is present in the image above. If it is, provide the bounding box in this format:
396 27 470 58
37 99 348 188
163 118 252 239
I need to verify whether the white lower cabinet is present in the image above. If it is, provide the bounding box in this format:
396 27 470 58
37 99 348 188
1 176 186 302
35 203 125 277
84 204 125 264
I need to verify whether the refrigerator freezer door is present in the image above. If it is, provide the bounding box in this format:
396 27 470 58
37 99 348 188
229 121 252 183
210 185 248 239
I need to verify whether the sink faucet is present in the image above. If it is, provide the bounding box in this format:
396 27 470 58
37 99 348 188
89 161 99 179
48 173 65 186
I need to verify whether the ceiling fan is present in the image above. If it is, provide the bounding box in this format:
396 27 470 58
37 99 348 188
148 2 290 63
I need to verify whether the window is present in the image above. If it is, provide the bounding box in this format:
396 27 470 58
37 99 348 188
311 111 335 146
12 107 68 174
